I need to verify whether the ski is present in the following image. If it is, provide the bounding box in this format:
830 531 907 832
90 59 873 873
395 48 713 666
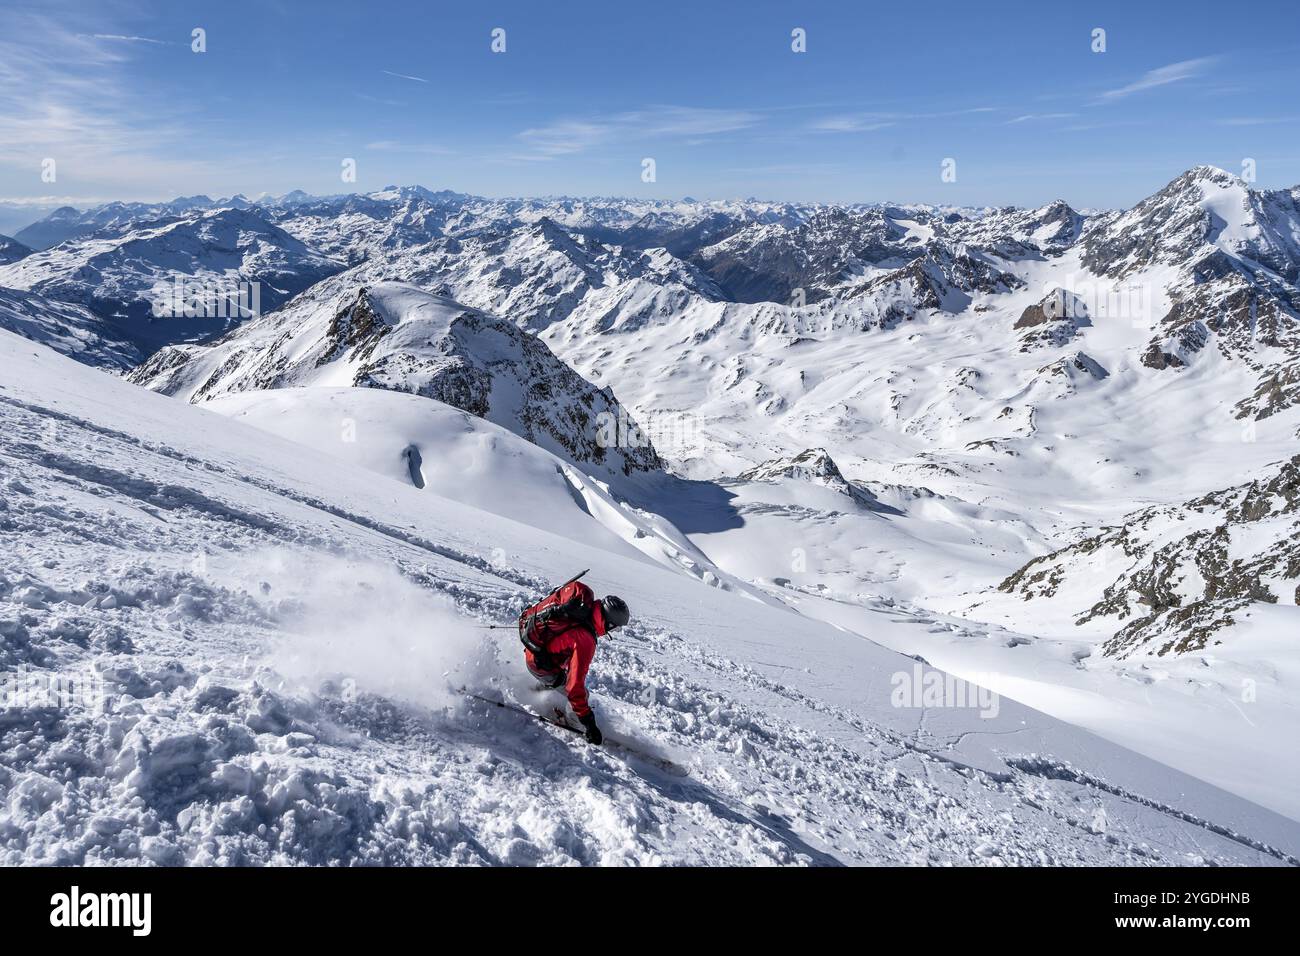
464 691 688 777
465 691 585 737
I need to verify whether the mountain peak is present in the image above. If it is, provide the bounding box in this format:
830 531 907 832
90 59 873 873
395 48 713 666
1152 165 1249 200
741 447 848 488
1179 164 1241 185
1038 199 1078 219
739 448 896 512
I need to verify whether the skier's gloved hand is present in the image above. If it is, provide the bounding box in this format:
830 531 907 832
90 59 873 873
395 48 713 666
579 712 603 745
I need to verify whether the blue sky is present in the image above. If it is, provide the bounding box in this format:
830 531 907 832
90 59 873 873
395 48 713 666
1 0 1298 210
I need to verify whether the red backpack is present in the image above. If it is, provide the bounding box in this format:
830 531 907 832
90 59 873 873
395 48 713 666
518 578 597 658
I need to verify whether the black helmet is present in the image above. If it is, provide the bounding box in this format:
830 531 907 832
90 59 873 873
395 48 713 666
601 595 630 629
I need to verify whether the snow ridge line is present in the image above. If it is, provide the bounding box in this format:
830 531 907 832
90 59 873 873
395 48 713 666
1006 757 1299 866
0 392 547 594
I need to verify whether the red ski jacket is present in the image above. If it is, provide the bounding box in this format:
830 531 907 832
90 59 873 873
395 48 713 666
522 581 608 719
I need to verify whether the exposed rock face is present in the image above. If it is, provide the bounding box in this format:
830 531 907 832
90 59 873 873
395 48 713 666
998 454 1300 657
1140 342 1188 370
690 203 1055 307
1139 264 1300 403
1037 351 1108 381
127 282 663 478
1016 289 1089 351
1236 361 1300 421
1016 288 1073 328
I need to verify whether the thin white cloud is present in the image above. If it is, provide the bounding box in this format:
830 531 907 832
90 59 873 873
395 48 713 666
1006 112 1077 124
614 106 760 137
365 140 451 154
1060 120 1144 133
515 120 609 159
1099 57 1219 100
726 162 845 175
381 69 429 83
87 33 173 45
810 115 895 133
512 106 760 161
810 106 997 133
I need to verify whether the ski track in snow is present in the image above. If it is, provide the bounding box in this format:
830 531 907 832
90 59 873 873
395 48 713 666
2 340 1297 866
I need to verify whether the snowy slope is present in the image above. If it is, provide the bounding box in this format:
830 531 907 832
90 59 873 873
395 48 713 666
202 386 751 593
4 328 1298 865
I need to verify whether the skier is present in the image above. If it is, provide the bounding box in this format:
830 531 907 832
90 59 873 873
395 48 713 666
518 577 630 745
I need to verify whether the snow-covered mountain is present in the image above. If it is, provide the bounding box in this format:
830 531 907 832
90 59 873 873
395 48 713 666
0 287 140 369
0 208 344 351
692 207 925 303
12 204 117 250
0 234 31 266
1082 166 1300 280
1077 166 1300 416
945 200 1085 259
5 194 289 251
11 197 219 250
5 328 1299 865
126 281 662 479
265 191 462 264
347 217 726 331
